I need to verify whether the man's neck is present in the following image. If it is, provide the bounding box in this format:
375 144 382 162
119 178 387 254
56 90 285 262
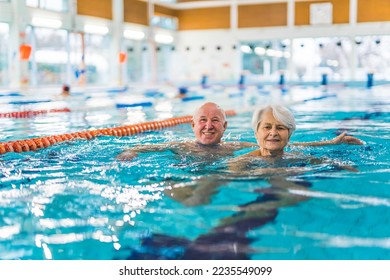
195 141 221 148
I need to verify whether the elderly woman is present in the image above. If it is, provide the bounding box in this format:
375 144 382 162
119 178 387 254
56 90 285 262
249 104 295 157
228 103 359 176
228 104 305 174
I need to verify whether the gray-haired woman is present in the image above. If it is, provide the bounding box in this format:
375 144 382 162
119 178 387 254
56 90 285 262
229 104 359 174
250 104 296 157
228 104 301 174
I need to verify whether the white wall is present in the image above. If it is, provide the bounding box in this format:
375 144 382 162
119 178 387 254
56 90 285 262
173 22 390 83
173 30 241 83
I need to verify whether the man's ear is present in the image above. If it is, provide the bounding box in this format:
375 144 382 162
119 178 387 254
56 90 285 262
223 121 227 130
191 121 195 130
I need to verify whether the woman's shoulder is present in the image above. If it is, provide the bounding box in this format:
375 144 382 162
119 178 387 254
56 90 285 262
230 150 261 162
246 150 262 157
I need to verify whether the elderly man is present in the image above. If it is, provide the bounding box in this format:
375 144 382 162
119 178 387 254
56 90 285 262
116 102 363 161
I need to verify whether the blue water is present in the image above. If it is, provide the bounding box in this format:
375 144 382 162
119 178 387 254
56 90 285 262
0 85 389 260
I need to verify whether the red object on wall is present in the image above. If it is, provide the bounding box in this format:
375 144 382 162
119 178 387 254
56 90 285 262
119 52 127 64
20 44 32 60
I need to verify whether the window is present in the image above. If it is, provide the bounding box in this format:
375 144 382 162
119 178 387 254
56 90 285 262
0 22 9 86
151 16 177 30
355 35 390 80
82 33 111 85
26 0 68 12
241 39 290 81
29 26 68 86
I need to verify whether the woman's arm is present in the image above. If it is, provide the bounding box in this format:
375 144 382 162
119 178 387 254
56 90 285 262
238 141 258 148
291 132 364 147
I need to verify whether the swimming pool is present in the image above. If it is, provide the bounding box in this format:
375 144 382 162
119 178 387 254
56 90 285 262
0 85 389 260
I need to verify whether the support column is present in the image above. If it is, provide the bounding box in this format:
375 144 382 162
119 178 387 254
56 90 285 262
9 0 28 90
111 0 124 86
287 0 295 82
230 0 241 81
349 0 358 81
147 0 157 84
65 0 77 86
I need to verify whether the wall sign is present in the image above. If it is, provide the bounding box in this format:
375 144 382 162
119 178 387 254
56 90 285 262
310 3 333 25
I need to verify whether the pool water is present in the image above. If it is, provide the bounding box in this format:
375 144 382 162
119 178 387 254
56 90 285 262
0 85 389 260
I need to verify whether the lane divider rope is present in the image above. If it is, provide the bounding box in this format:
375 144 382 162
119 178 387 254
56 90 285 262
0 110 237 154
0 108 71 118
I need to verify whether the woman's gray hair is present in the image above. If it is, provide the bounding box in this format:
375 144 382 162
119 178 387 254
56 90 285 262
251 104 296 137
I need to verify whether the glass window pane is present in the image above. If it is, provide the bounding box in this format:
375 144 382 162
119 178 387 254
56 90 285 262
156 44 173 83
83 33 111 85
125 40 144 83
292 37 352 82
241 39 290 82
355 35 390 80
43 0 67 12
26 0 68 12
0 22 9 86
151 16 177 30
32 27 68 86
26 0 39 7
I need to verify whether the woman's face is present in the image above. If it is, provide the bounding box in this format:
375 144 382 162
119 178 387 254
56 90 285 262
255 110 290 155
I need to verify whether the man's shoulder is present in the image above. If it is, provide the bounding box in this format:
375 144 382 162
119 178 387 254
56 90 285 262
180 141 200 150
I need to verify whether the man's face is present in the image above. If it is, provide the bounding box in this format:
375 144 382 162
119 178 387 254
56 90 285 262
192 103 227 145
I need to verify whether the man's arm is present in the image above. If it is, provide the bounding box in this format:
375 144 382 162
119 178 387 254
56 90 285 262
291 132 364 147
116 143 174 161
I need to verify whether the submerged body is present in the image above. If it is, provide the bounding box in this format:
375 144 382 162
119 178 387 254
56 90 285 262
128 104 361 259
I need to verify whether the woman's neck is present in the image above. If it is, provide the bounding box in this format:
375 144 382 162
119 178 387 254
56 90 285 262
259 147 284 158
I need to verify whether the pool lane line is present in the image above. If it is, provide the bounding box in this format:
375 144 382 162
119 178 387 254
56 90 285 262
0 110 237 155
0 108 71 118
230 93 338 116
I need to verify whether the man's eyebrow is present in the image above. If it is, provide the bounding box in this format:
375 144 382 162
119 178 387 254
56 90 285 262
198 115 222 119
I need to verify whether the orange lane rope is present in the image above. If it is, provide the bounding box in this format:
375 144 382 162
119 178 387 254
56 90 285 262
0 110 237 155
0 108 71 118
